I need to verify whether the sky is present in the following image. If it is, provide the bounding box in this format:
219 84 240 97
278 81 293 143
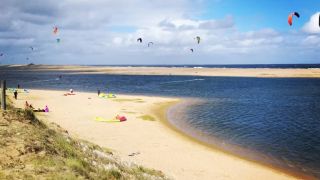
0 0 319 65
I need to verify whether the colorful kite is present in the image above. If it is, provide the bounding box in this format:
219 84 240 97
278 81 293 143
288 12 300 26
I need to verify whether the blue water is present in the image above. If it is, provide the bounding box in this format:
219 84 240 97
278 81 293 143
1 69 320 178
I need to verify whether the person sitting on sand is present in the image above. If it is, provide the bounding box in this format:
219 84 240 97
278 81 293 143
44 105 49 112
24 101 34 110
33 108 45 112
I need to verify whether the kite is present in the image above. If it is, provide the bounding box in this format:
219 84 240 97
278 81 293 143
53 26 58 34
30 46 34 51
148 42 153 47
137 38 142 43
56 38 61 43
190 48 194 53
0 53 3 56
196 36 201 44
288 12 300 26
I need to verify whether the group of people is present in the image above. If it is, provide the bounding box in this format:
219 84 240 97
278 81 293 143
11 83 49 112
25 101 49 112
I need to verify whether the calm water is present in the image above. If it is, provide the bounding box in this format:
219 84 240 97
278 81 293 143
1 70 320 178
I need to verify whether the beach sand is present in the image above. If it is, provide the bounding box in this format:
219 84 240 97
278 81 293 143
2 65 320 78
12 89 298 180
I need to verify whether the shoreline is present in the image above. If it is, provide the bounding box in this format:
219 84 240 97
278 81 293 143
165 100 315 180
11 89 301 179
1 65 320 78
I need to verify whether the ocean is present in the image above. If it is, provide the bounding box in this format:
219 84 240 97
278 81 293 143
1 65 320 178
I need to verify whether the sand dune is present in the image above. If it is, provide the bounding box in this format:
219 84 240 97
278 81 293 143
12 89 298 180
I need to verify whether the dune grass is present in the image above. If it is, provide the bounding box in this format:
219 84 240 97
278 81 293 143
0 97 168 180
138 115 156 121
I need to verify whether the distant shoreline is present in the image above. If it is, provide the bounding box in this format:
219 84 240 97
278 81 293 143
1 65 320 78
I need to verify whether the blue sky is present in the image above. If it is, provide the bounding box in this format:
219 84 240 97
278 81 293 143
0 0 319 65
202 1 320 31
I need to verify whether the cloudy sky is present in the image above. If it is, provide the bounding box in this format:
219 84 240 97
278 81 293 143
0 0 319 65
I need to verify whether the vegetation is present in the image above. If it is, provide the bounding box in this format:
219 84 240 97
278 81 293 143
138 115 156 121
0 98 167 180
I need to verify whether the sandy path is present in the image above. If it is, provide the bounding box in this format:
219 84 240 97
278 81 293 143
12 89 297 180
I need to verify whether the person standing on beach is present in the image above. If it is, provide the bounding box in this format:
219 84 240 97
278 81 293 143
14 90 18 100
98 90 101 96
17 84 20 89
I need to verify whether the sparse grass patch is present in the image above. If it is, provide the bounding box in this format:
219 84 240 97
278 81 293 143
32 156 60 168
53 134 77 158
138 115 156 121
103 169 122 179
66 158 90 178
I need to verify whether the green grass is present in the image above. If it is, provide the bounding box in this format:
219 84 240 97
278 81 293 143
66 158 90 178
138 115 156 121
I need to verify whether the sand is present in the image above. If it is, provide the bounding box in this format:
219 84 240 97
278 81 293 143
2 65 320 78
12 89 298 180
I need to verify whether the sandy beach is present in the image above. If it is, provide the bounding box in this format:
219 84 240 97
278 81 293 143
2 65 320 78
9 89 300 180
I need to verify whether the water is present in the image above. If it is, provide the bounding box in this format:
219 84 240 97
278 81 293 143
1 69 320 178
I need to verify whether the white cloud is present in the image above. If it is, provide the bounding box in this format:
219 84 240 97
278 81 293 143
199 16 234 30
302 35 320 46
302 12 320 34
0 1 319 64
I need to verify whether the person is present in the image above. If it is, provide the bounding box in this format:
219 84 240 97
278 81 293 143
34 108 45 112
98 90 101 96
70 89 73 94
25 101 29 109
14 90 18 100
17 84 20 89
44 105 49 112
